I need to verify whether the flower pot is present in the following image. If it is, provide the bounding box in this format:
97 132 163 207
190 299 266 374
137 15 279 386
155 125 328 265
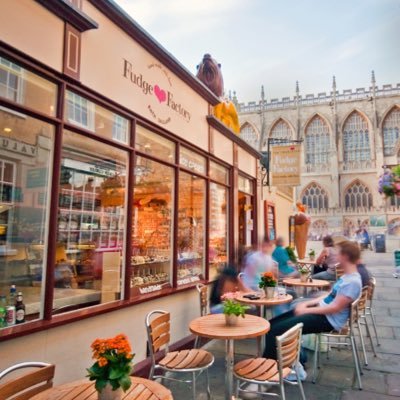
225 314 239 326
98 384 123 400
300 273 308 283
309 255 315 261
264 287 275 299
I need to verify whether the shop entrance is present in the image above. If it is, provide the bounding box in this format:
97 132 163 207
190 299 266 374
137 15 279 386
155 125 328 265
238 191 254 265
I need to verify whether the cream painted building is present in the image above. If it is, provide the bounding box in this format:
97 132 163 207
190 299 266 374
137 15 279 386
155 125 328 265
237 75 400 249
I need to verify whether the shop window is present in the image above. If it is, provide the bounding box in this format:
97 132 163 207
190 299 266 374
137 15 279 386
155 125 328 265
0 56 57 116
135 125 175 161
210 161 229 185
65 91 129 144
131 156 174 296
209 182 229 280
54 130 127 313
180 147 206 175
66 91 95 130
0 107 54 327
238 175 253 195
112 114 129 144
265 202 276 241
178 172 206 285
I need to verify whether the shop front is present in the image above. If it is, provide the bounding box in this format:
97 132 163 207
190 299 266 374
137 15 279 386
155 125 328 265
0 0 260 383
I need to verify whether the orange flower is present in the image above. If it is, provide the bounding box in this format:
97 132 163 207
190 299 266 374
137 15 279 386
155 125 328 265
263 272 275 279
98 357 108 367
91 334 133 362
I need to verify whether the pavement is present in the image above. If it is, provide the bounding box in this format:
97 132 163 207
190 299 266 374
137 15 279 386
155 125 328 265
167 250 400 399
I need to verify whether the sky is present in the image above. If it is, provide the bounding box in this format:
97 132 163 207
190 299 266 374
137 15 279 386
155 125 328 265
114 0 400 104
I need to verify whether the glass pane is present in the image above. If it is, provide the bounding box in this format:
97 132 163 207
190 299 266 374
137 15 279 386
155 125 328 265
54 130 127 313
0 107 54 328
131 157 174 296
0 56 57 116
210 161 229 184
178 172 205 285
209 183 229 281
180 147 206 175
135 125 175 160
64 91 129 144
238 175 253 194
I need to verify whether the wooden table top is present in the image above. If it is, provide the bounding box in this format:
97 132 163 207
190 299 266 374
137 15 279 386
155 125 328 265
283 278 331 288
189 313 270 340
297 258 316 265
31 377 173 400
236 292 293 306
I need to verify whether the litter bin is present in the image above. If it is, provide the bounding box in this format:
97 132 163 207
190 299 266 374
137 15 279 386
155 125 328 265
374 234 386 253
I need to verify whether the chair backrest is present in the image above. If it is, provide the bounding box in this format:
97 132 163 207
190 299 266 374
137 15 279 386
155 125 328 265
276 323 303 371
358 286 369 315
0 362 55 400
196 284 208 316
335 263 345 280
349 293 362 331
145 310 170 362
367 277 376 304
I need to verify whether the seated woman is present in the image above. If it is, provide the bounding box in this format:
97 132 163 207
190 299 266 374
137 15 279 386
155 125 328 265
272 236 299 278
210 265 248 313
264 240 362 360
312 235 338 281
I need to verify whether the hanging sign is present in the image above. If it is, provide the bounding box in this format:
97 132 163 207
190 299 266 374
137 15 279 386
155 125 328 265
271 144 301 186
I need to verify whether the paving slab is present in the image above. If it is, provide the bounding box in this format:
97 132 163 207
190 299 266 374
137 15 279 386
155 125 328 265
341 390 396 400
387 374 400 397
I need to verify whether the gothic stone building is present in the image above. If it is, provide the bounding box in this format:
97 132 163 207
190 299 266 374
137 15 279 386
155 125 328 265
237 74 400 247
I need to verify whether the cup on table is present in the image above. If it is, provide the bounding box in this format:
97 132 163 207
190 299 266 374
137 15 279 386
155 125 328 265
277 285 286 298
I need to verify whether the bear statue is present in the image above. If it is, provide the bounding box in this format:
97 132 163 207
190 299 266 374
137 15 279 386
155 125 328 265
196 54 240 134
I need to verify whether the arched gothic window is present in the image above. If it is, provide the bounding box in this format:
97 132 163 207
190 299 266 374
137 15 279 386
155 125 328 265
270 119 293 140
240 122 258 148
343 111 370 162
301 183 328 210
305 115 330 165
383 107 400 156
344 180 373 209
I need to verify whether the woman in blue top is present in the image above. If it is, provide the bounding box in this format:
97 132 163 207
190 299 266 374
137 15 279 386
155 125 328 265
264 240 362 360
272 236 299 278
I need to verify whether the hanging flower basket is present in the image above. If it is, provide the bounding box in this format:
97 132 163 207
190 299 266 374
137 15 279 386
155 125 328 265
378 165 400 198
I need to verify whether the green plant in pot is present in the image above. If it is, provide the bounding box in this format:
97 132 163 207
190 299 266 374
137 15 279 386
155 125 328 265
298 264 310 282
222 293 250 326
308 249 316 261
259 272 277 299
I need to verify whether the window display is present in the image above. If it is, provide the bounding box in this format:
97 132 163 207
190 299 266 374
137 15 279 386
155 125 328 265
131 156 174 296
180 147 206 175
177 172 205 285
65 91 130 144
54 130 127 312
209 182 228 280
135 125 175 160
0 107 54 327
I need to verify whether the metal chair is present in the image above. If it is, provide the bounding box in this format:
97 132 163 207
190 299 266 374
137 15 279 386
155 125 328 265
234 323 306 400
362 277 380 347
313 294 363 390
0 362 55 400
145 310 214 399
194 284 209 348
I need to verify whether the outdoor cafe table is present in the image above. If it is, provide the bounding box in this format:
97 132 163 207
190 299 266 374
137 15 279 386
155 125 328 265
283 277 331 297
31 377 173 400
189 313 270 400
297 258 316 273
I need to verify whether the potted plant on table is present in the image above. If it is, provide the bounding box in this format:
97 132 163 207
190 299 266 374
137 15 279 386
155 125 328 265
298 264 310 283
87 334 134 400
222 292 250 326
259 272 277 299
308 249 316 261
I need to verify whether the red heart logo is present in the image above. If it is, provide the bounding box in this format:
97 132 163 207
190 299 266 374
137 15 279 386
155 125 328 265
154 85 167 103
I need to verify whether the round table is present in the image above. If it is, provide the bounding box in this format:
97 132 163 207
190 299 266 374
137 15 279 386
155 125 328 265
31 377 173 400
283 277 331 296
297 258 316 274
189 314 270 400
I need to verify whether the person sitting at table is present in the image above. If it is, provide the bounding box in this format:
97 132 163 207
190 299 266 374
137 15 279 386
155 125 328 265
210 265 249 313
312 235 339 281
272 236 299 278
263 240 362 371
242 238 278 291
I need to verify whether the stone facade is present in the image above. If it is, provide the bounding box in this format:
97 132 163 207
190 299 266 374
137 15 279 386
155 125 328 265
237 75 400 246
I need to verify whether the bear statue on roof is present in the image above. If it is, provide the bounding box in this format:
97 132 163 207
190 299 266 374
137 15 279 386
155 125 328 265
196 54 240 135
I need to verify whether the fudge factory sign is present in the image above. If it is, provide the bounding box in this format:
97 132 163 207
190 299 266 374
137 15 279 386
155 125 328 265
123 59 191 125
271 144 301 186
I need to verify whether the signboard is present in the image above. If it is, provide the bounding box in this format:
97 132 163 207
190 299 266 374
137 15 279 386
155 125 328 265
271 145 301 186
26 168 48 188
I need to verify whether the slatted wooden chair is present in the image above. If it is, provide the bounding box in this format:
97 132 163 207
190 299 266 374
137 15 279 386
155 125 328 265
0 362 55 400
145 310 214 400
234 323 306 400
313 293 363 390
